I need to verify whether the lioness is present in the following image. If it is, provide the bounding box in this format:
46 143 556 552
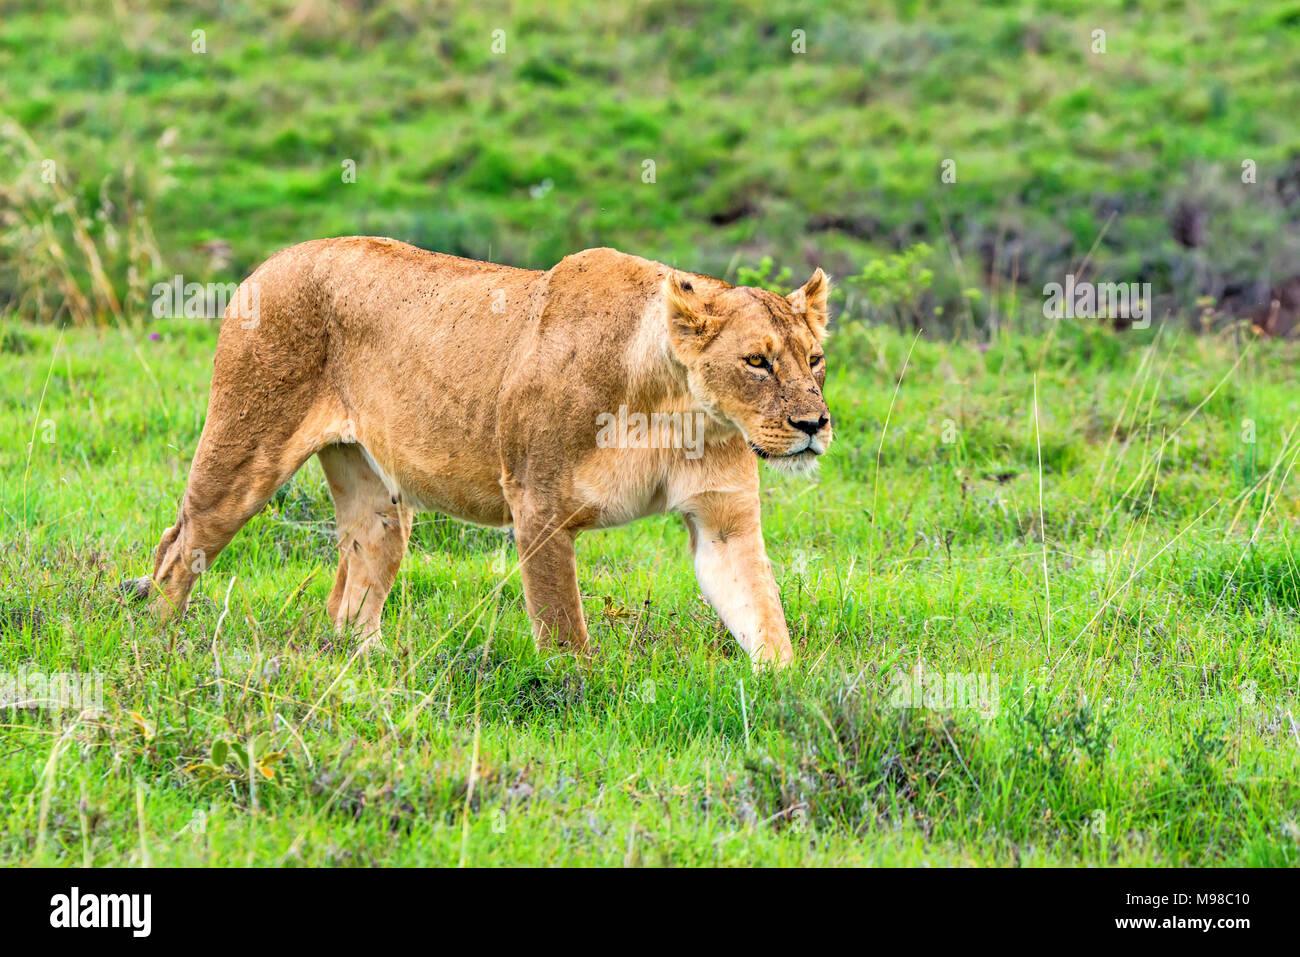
136 239 832 667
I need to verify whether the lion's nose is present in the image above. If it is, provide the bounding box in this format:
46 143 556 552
789 414 828 436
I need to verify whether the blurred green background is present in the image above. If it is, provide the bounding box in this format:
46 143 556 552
2 0 1299 331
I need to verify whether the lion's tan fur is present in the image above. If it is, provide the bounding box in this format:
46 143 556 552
143 238 831 666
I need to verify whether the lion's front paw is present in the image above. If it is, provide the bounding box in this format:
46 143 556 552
749 640 794 670
356 631 385 657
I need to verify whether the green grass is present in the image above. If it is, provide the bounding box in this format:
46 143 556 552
3 0 1300 329
2 317 1299 865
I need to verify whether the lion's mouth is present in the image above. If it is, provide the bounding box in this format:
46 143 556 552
750 443 820 461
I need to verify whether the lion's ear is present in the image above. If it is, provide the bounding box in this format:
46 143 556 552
789 268 830 336
664 273 719 346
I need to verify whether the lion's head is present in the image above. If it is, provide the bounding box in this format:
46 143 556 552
664 268 832 476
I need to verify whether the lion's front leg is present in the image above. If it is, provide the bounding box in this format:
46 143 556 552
682 491 793 668
513 515 589 654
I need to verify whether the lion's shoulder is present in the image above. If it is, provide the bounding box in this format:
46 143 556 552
549 246 665 286
545 246 731 297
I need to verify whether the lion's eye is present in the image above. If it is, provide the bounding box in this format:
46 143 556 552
745 355 770 369
809 354 823 367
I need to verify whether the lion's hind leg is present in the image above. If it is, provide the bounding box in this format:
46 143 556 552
147 394 338 623
318 443 413 652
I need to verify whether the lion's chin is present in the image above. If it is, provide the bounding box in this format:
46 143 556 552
755 448 822 478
